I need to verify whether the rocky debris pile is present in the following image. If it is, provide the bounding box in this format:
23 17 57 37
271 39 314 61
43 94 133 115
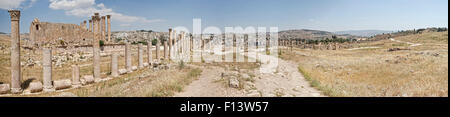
21 57 37 67
52 52 89 67
221 70 260 97
414 51 441 57
387 48 410 52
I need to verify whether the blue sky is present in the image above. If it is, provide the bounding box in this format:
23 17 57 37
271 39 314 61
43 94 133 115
0 0 448 33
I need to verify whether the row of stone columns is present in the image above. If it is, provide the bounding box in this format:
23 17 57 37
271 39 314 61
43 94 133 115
86 14 111 42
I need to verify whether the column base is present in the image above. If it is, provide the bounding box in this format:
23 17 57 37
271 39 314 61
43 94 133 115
10 88 22 94
43 88 55 92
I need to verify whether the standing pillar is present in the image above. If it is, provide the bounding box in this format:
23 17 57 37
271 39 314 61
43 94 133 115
138 43 144 68
101 16 106 41
93 13 101 79
106 15 111 42
244 34 249 62
168 29 172 59
233 34 237 63
111 53 119 77
164 38 168 60
83 20 87 30
125 42 132 72
89 20 92 32
42 48 53 91
147 41 152 64
266 36 270 54
8 10 22 93
156 38 160 62
72 65 81 86
222 33 225 61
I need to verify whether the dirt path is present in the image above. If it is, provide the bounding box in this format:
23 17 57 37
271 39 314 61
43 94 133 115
390 38 422 47
174 54 324 97
173 65 247 97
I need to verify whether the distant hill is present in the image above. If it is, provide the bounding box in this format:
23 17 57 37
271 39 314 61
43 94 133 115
0 32 6 35
279 29 360 40
334 30 393 37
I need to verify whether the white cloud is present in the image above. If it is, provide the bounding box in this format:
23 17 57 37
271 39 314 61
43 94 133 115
49 0 164 23
0 0 35 10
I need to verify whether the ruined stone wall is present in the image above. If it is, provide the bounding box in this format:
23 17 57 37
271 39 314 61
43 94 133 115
30 19 92 47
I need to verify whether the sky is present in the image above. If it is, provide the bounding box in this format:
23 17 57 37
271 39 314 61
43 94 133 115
0 0 448 33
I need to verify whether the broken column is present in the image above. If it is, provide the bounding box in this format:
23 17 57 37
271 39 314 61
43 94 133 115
93 13 101 79
125 41 132 72
8 10 22 93
111 53 119 77
147 41 152 64
107 15 111 42
53 79 71 90
42 48 53 91
138 43 144 68
72 65 81 86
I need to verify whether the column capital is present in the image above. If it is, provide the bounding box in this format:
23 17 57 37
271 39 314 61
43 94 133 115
101 16 106 19
106 15 111 18
8 10 20 21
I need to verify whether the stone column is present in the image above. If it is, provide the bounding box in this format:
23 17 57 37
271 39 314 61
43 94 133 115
72 65 80 86
164 38 168 60
138 43 144 68
147 41 152 64
222 33 225 61
93 13 101 79
244 34 249 62
107 15 111 42
111 53 119 77
155 38 160 62
233 34 237 63
101 16 106 41
168 29 172 59
8 10 22 93
266 36 270 54
125 42 132 72
83 20 87 30
89 20 92 32
42 48 53 91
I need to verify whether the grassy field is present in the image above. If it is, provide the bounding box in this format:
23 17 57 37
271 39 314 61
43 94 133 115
280 31 448 97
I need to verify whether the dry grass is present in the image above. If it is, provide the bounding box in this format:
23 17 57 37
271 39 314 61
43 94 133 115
280 31 448 97
19 66 201 97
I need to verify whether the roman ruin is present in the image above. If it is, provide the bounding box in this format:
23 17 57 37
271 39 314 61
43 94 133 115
147 42 152 64
43 48 53 91
126 41 132 72
107 15 111 42
93 13 101 80
9 10 22 93
156 38 160 62
138 43 144 68
111 53 119 77
101 16 106 41
72 65 81 86
169 28 173 59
